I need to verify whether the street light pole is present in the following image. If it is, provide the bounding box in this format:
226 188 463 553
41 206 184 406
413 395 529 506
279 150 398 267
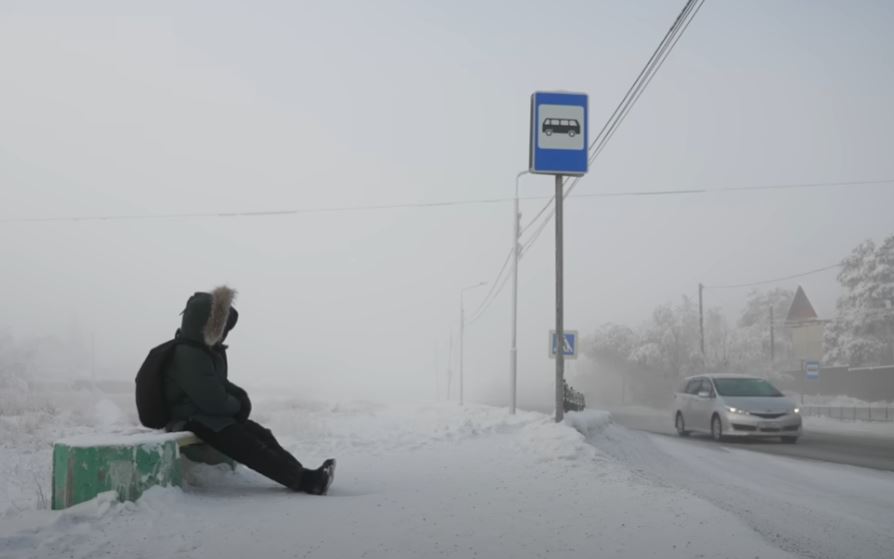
460 281 487 406
699 283 705 357
460 294 464 405
510 170 529 415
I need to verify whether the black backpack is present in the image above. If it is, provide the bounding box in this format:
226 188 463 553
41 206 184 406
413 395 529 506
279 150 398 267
135 338 208 429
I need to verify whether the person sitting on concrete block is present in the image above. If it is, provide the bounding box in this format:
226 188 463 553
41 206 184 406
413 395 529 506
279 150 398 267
159 286 335 495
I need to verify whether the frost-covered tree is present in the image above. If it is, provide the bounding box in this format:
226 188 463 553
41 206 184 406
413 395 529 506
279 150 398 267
825 237 894 366
0 331 23 380
738 288 795 330
581 288 812 404
704 307 731 369
585 323 637 368
726 288 794 372
588 298 725 380
629 297 704 379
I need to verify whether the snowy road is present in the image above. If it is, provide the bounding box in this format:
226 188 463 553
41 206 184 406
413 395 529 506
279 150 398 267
609 407 894 471
588 422 894 559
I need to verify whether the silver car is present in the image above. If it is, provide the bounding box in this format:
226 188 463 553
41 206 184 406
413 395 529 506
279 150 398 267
673 374 802 443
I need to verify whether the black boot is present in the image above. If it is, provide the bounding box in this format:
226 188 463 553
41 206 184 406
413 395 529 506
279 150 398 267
300 459 336 495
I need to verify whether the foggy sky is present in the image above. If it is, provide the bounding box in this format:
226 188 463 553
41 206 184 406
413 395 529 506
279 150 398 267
3 0 894 406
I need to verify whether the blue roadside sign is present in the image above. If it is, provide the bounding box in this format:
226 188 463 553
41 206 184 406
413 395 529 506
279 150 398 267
529 91 588 176
550 330 578 359
805 361 820 380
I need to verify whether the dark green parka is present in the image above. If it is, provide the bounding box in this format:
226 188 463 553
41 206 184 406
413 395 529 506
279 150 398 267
163 287 249 432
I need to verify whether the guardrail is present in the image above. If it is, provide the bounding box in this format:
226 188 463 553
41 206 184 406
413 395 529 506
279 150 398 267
800 405 893 422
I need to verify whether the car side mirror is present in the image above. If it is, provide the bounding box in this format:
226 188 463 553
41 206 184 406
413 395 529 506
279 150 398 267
697 390 711 398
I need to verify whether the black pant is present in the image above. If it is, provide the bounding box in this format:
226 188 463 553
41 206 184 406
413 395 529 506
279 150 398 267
185 419 305 490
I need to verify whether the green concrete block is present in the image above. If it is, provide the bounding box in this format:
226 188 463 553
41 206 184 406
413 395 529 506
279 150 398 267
52 433 186 510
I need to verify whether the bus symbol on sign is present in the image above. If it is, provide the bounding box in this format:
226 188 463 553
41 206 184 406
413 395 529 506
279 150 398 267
542 118 581 137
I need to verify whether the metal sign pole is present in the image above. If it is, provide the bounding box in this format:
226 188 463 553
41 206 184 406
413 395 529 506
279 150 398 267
555 174 565 423
529 90 587 422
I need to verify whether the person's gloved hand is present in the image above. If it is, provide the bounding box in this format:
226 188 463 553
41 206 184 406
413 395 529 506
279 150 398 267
228 384 252 422
235 392 252 422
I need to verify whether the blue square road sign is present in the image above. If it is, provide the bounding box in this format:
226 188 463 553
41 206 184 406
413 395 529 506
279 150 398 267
530 91 589 176
805 361 820 380
550 330 578 359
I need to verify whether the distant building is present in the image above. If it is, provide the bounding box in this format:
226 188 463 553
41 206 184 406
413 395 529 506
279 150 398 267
785 286 825 365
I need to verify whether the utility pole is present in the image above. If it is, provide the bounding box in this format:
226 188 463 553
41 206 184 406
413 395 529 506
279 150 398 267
769 305 775 363
433 341 439 400
555 175 565 423
698 283 705 357
91 332 96 394
510 170 529 415
447 332 454 400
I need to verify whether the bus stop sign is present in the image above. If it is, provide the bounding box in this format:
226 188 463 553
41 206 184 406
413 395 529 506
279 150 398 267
805 361 820 380
529 91 588 176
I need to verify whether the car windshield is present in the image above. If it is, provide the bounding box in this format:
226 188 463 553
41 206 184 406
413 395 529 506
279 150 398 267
712 378 783 397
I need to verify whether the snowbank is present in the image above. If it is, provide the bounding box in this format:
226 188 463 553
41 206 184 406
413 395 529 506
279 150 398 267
797 394 894 407
0 380 141 515
562 409 611 437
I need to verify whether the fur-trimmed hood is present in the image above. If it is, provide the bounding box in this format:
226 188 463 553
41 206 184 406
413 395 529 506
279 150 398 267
179 286 238 346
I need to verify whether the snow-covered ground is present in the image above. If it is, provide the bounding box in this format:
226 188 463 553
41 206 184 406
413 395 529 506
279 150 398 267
1 384 893 559
803 416 894 437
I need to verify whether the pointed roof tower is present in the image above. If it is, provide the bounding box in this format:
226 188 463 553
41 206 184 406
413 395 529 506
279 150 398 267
786 285 818 323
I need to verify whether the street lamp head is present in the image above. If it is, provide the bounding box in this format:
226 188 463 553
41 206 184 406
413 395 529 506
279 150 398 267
462 281 487 292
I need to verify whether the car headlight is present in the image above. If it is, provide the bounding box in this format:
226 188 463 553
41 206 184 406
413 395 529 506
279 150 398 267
793 408 800 414
726 406 751 415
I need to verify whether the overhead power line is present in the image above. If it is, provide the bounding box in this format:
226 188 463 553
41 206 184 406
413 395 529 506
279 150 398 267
516 0 706 265
2 177 891 224
0 196 514 224
468 0 706 324
469 264 514 325
572 178 894 198
467 248 514 322
703 264 842 290
583 0 706 173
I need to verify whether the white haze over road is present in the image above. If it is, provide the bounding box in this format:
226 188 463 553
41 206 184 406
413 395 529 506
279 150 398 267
3 1 894 406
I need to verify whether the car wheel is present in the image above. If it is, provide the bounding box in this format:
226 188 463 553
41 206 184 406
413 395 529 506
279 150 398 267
675 412 689 437
781 436 798 444
545 129 553 136
568 130 576 137
711 414 724 442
